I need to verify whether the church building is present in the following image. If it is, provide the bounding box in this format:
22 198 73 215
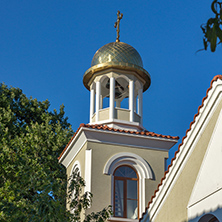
58 11 178 222
59 12 222 222
140 76 222 222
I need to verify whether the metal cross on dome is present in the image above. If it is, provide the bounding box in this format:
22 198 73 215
114 10 123 42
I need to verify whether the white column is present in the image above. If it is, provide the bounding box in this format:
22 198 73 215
134 95 137 112
138 88 143 124
90 88 95 123
116 100 121 108
109 77 115 120
129 80 134 122
100 95 103 109
96 81 101 122
84 149 92 194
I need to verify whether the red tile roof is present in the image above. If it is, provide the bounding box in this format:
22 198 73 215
139 75 222 221
58 123 179 160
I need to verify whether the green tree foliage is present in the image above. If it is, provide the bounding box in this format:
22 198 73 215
0 83 112 221
0 83 73 221
201 0 222 52
68 168 112 222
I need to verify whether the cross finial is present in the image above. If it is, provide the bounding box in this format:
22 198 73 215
114 10 123 42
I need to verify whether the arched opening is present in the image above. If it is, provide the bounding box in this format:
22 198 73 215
70 161 81 176
100 76 110 109
89 74 144 125
103 152 154 218
107 76 129 109
100 76 130 109
198 214 219 222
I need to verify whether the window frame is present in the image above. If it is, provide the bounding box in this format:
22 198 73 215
198 214 219 222
103 152 154 218
113 165 139 219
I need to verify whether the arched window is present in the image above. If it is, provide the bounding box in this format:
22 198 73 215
103 152 154 218
114 165 139 219
198 214 219 222
209 217 219 222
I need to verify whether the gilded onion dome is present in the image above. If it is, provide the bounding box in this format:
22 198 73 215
83 41 151 92
91 42 143 68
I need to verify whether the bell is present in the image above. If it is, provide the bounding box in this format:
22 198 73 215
106 79 125 99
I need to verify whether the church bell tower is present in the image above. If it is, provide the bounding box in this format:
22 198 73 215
59 11 178 221
83 41 151 131
83 11 150 131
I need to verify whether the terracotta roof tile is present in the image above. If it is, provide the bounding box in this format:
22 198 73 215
58 123 179 160
139 75 222 221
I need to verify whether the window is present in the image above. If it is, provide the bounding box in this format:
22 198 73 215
209 217 219 222
114 165 139 219
104 152 154 218
198 214 219 222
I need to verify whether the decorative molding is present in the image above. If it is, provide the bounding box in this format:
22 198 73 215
103 152 153 179
85 149 92 193
70 160 81 176
59 125 178 169
58 123 178 164
141 77 222 222
108 217 139 222
187 108 222 220
104 152 154 217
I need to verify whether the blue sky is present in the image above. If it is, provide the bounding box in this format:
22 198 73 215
1 1 221 164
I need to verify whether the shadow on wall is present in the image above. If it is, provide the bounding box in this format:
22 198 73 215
187 207 222 222
140 207 222 222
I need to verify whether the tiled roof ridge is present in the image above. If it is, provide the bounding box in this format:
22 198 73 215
81 123 179 139
58 123 179 160
139 75 222 221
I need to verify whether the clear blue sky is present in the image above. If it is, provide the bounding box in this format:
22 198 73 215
1 1 221 164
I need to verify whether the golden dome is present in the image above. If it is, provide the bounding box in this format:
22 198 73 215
83 42 151 91
91 42 143 68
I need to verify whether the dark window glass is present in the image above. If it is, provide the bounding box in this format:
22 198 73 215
114 166 137 178
127 180 137 199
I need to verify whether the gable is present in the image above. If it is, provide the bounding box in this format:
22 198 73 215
140 76 222 222
188 108 222 220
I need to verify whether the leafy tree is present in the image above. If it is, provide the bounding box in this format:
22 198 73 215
201 0 222 52
68 168 112 222
0 83 112 221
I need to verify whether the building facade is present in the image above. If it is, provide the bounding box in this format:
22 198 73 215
58 40 178 221
140 75 222 222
